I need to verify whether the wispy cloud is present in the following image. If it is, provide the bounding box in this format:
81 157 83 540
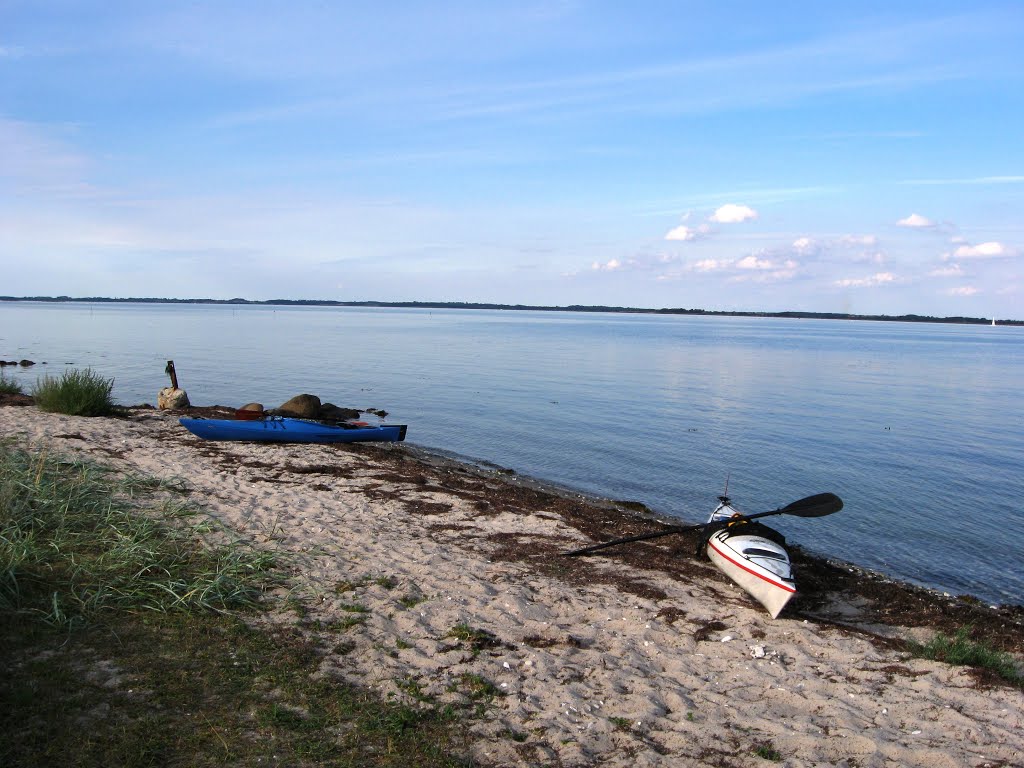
0 119 92 191
929 264 964 277
729 254 798 282
434 11 1014 123
591 258 625 272
141 4 1020 131
835 272 896 288
899 175 1024 186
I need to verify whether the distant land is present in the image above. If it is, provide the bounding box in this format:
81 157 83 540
1 296 1019 325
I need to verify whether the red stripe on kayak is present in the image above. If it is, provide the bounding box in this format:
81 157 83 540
708 540 796 593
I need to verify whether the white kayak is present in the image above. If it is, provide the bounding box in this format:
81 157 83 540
704 496 796 618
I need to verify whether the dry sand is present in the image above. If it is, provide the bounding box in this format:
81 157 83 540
2 402 1021 767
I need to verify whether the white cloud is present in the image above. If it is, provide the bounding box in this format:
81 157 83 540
710 203 758 224
853 251 886 265
949 286 979 296
732 264 799 283
690 258 730 272
954 241 1013 258
736 255 775 270
792 236 815 251
835 272 895 288
897 213 935 228
929 264 963 277
841 234 878 246
592 258 623 271
664 224 698 241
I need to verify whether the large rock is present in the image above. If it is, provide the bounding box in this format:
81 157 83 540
319 402 360 422
274 393 321 418
157 387 190 410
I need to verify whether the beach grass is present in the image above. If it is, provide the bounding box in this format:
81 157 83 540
30 367 116 416
908 626 1024 689
0 443 274 624
0 372 23 395
0 442 473 766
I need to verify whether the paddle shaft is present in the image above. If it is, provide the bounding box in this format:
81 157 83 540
562 493 842 557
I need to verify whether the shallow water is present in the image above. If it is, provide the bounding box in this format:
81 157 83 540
4 301 1022 605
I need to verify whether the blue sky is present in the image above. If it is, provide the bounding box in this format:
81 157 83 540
2 1 1022 317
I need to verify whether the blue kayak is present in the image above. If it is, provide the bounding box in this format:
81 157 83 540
179 417 407 444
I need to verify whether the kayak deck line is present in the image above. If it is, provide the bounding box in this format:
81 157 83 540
707 538 797 593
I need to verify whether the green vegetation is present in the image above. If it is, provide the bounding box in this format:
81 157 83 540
0 372 23 395
375 574 399 589
446 623 502 658
457 672 503 702
752 741 783 761
909 626 1024 688
31 367 116 416
0 444 273 624
399 591 427 609
1 442 472 766
609 716 633 731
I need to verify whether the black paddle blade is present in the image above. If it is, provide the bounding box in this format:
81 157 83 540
778 492 843 517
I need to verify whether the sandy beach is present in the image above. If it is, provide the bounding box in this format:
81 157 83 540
2 400 1021 767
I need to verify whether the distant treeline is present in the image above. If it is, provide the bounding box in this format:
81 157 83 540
1 296 1018 325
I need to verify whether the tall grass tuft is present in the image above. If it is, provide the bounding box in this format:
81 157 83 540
0 372 23 395
31 367 116 416
0 442 278 628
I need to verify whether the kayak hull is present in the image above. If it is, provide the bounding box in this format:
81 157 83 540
705 501 796 619
179 417 407 444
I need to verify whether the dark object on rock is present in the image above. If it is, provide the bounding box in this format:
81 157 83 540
366 408 389 418
319 402 360 422
19 359 35 366
158 360 189 410
234 402 265 421
272 394 322 419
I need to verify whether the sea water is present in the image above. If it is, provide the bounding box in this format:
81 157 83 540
3 301 1022 605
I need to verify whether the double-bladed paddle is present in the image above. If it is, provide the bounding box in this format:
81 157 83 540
561 492 843 557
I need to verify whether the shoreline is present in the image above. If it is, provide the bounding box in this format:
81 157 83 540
2 295 1020 325
2 399 1022 766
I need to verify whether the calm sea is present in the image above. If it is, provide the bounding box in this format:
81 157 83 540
3 301 1022 606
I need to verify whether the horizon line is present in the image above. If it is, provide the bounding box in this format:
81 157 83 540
1 295 1018 325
